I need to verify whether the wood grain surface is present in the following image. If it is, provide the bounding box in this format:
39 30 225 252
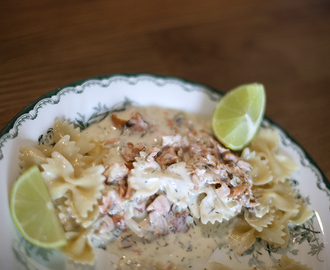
1 0 329 183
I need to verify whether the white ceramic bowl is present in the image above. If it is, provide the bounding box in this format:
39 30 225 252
0 74 329 270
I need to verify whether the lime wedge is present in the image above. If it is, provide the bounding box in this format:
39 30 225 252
212 83 266 150
10 165 67 248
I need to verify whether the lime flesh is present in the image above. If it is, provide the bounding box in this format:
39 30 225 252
212 83 266 150
10 165 67 248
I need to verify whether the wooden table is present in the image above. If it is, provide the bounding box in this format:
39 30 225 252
1 0 329 183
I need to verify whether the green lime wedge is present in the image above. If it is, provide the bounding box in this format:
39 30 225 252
212 83 266 150
10 165 67 248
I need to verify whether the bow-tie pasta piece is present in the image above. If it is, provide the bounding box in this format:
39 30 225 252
19 145 48 172
241 148 273 185
249 129 298 183
257 181 299 214
41 151 105 219
63 196 100 228
51 135 85 177
61 226 95 264
244 207 275 232
19 133 85 177
54 118 95 155
255 210 290 249
227 218 256 255
289 202 313 226
199 186 240 224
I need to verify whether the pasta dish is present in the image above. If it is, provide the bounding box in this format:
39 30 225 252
18 106 313 269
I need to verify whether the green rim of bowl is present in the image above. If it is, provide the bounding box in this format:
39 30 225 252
0 73 329 194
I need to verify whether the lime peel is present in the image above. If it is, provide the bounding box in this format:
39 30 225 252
211 83 266 150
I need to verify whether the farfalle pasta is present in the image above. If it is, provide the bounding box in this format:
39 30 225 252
61 225 95 264
248 128 298 183
244 207 275 232
255 211 288 247
198 186 241 224
18 106 313 268
226 128 313 256
207 254 312 270
19 145 48 172
53 118 95 155
18 118 107 263
241 148 273 185
41 152 105 218
257 181 299 213
228 218 257 255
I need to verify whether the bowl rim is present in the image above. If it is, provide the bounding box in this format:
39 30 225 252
0 72 329 192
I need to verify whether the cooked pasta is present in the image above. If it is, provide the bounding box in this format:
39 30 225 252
61 225 95 264
226 128 313 255
248 129 298 184
17 106 313 268
53 118 95 155
41 151 105 218
207 254 312 270
241 148 273 185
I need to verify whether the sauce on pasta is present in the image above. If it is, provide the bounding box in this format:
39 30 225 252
18 106 313 269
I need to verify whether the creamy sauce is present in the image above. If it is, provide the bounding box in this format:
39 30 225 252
83 106 210 147
108 220 228 269
19 104 312 269
82 106 248 269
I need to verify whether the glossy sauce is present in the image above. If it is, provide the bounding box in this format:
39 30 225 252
83 106 210 146
110 220 229 269
84 106 229 269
